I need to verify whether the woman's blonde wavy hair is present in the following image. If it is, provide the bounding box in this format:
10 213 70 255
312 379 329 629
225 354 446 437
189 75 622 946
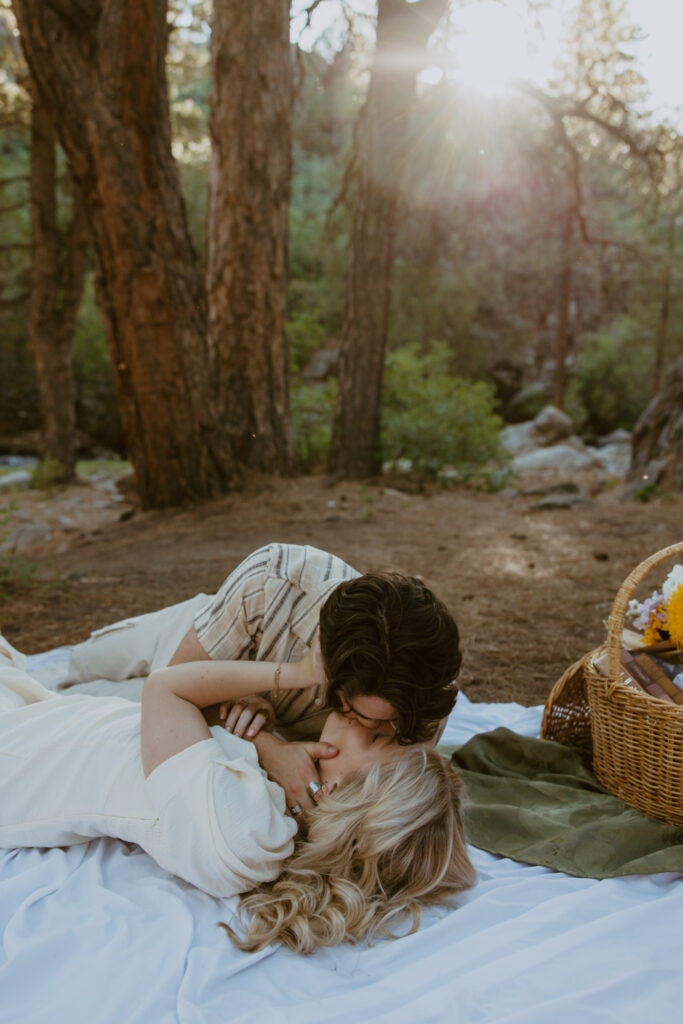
220 746 476 955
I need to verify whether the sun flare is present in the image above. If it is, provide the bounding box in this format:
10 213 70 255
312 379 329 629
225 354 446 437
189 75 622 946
443 0 564 99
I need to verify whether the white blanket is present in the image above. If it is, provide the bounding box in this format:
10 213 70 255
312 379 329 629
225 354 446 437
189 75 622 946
1 651 680 1024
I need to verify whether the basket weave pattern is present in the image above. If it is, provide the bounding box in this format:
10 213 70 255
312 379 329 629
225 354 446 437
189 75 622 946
543 541 683 827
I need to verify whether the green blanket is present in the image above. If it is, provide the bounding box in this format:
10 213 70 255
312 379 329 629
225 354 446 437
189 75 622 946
439 728 683 878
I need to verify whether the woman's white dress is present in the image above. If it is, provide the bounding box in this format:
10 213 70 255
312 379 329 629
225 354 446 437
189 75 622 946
0 638 296 897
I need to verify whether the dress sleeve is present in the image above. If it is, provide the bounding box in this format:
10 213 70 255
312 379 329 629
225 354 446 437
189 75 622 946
144 735 297 898
193 545 273 660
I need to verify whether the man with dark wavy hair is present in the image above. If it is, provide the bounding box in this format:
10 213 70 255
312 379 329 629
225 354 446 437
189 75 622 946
62 543 462 816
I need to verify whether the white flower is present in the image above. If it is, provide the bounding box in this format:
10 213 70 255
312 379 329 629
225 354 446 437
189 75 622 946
662 564 683 602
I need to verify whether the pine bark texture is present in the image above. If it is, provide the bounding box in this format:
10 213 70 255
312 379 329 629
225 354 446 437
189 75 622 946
329 0 448 478
27 100 88 480
13 0 235 508
630 356 683 491
207 0 292 470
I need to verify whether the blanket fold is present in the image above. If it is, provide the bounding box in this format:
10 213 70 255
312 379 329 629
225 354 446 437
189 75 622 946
441 728 683 878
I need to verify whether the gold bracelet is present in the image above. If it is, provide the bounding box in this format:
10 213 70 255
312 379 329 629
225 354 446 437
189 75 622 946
273 663 282 694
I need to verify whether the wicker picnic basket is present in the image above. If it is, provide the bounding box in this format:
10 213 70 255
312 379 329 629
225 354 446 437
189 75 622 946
542 541 683 826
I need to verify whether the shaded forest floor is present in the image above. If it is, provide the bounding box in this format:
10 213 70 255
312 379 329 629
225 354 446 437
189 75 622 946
2 469 682 705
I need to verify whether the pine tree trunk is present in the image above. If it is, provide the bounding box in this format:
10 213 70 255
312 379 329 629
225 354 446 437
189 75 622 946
551 210 574 410
13 0 236 508
329 0 448 478
630 355 683 491
27 100 84 480
652 216 675 393
207 0 292 470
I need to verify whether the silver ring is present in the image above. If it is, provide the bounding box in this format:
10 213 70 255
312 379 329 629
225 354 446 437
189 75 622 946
307 780 322 799
290 803 303 816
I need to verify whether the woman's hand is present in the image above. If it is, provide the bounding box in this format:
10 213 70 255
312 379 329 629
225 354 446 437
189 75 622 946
213 696 275 738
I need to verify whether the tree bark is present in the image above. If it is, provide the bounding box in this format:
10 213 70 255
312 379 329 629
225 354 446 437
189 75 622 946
552 209 574 410
630 356 683 491
13 0 236 507
27 99 88 480
652 215 675 394
329 0 448 478
207 0 292 470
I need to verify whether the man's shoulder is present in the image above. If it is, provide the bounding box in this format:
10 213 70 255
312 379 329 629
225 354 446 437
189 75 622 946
264 543 359 591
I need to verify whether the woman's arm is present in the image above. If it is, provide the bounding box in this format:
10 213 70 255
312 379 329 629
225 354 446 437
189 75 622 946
141 650 323 777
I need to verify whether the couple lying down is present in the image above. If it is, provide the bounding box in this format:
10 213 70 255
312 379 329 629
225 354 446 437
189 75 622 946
0 543 476 954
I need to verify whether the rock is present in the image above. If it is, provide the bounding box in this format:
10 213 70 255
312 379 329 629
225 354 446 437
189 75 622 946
520 482 580 496
500 421 536 456
588 442 631 477
531 405 574 445
501 406 576 457
505 380 551 422
512 444 600 473
0 455 37 468
531 492 595 510
0 470 31 489
0 521 52 551
597 428 631 447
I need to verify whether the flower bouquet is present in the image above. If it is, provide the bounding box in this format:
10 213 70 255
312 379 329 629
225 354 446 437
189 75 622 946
626 564 683 651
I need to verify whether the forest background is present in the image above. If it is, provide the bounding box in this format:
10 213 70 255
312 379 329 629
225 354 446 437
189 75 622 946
2 0 681 497
0 0 682 701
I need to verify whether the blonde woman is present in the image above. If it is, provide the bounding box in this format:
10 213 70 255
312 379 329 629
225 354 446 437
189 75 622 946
0 635 475 949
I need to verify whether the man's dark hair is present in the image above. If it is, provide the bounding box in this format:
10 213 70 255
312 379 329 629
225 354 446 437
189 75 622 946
319 572 461 744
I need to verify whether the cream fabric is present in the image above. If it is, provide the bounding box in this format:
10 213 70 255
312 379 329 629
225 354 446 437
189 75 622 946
0 643 296 898
60 543 359 741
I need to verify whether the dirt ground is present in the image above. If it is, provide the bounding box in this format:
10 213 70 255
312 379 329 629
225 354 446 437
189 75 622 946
1 468 682 706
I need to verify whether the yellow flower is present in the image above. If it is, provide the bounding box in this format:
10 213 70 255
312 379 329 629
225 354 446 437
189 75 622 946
642 611 666 647
663 586 683 649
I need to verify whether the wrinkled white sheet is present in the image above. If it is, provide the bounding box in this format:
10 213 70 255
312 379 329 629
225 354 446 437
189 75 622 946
1 650 680 1024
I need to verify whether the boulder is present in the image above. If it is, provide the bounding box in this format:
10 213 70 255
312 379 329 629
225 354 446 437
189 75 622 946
500 421 536 456
512 444 600 474
597 428 631 447
531 405 574 445
531 492 595 510
588 442 631 477
505 380 551 422
501 405 576 457
0 470 31 489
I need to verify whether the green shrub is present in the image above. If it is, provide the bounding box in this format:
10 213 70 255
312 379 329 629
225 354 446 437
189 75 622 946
286 310 326 373
290 378 337 471
566 316 654 437
31 457 69 490
381 342 503 476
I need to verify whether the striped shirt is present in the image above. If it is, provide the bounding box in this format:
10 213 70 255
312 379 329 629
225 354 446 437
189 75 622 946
194 543 359 742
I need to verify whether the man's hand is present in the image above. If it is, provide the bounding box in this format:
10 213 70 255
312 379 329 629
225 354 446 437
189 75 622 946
253 731 337 814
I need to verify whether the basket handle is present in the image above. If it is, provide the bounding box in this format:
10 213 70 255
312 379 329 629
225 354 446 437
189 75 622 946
607 541 683 680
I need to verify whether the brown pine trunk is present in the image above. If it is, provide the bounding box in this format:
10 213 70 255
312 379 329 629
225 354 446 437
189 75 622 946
13 0 235 508
27 100 85 480
207 0 292 470
552 210 573 410
653 215 675 393
329 0 448 478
